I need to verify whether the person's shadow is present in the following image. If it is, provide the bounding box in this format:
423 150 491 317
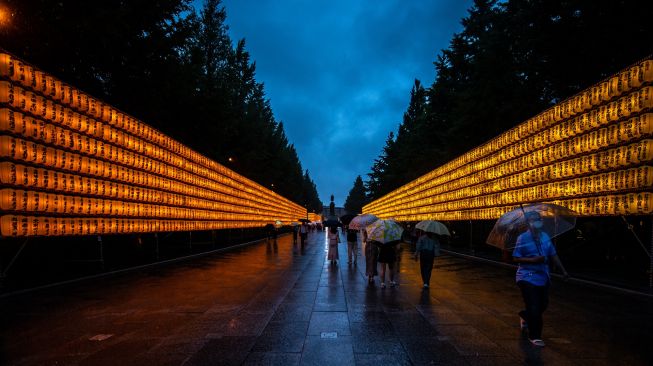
518 334 543 365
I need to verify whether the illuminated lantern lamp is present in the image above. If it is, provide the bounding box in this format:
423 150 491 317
0 54 13 78
26 68 41 91
639 87 653 111
36 216 53 236
619 70 632 94
633 192 653 214
597 81 610 102
629 64 643 88
24 65 37 89
1 215 18 237
642 60 653 83
608 76 622 99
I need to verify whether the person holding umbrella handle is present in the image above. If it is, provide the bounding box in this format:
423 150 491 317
512 211 569 347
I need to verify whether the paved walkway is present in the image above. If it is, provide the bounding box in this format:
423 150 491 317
0 231 651 365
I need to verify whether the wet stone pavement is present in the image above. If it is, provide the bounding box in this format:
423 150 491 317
0 231 651 365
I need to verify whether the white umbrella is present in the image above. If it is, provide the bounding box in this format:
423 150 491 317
415 220 451 236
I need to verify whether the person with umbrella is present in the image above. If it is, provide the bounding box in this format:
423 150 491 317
513 211 569 347
366 219 404 288
350 214 380 284
413 220 448 289
299 221 309 246
327 225 340 265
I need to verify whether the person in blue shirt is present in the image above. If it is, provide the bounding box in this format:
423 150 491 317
512 211 569 347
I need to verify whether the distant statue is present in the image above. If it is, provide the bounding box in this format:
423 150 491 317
329 195 335 216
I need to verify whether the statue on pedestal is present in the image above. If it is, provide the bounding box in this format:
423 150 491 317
329 194 335 217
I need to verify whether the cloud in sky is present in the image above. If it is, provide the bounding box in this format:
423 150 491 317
217 0 473 206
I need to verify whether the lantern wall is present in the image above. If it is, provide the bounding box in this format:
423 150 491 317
0 53 306 237
364 57 653 220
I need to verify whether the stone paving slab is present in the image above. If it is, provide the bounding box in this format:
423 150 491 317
0 230 652 365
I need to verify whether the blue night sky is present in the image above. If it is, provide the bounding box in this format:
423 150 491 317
205 0 473 206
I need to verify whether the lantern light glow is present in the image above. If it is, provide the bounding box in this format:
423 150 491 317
364 58 653 221
0 53 307 237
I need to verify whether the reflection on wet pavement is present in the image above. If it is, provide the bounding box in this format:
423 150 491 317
0 230 651 365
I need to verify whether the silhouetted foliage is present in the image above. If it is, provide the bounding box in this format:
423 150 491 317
366 0 653 200
344 176 368 214
0 0 321 207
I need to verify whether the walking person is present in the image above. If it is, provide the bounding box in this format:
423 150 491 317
327 226 340 264
363 230 378 284
513 211 569 347
346 227 358 264
300 223 308 246
414 230 440 289
292 224 298 244
377 241 398 288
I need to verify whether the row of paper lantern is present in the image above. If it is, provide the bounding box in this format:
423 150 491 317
0 54 295 211
0 135 303 215
393 132 653 209
368 166 653 218
369 60 653 205
379 160 653 211
0 111 301 211
10 51 650 217
0 162 301 218
0 215 277 237
390 141 652 205
390 192 653 221
365 104 653 209
365 137 653 212
369 111 653 211
370 109 653 208
0 103 301 213
0 54 191 152
0 188 303 223
375 192 653 222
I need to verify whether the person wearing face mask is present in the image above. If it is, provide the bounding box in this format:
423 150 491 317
512 211 569 347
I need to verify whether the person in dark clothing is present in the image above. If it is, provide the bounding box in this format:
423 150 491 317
346 227 358 264
413 230 440 288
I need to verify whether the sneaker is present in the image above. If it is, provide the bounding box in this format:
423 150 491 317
390 281 397 287
423 283 429 288
381 282 386 288
529 338 545 347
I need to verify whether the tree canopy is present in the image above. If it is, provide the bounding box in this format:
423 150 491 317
0 0 322 211
344 176 368 214
365 0 653 200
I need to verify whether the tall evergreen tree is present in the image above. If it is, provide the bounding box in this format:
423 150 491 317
366 0 653 200
344 176 368 214
366 132 395 200
0 0 321 208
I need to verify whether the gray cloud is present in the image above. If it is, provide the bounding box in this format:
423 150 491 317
219 0 472 206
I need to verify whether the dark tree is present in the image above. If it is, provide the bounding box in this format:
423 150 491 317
366 0 653 198
0 0 322 208
344 176 368 214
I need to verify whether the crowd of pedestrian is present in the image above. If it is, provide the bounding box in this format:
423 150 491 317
279 211 569 349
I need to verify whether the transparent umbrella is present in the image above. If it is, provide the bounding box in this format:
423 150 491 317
349 214 379 230
486 203 577 250
415 220 451 236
